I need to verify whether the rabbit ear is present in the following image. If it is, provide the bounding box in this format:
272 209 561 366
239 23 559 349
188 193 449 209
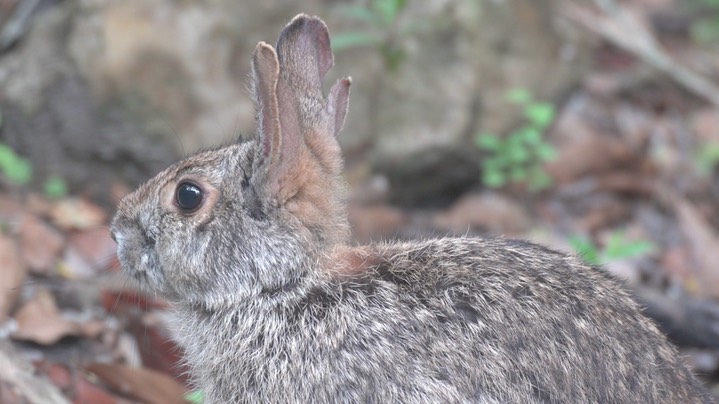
252 14 351 202
252 42 281 166
326 77 351 137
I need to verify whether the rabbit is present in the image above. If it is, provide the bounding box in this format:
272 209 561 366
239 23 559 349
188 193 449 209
111 13 715 404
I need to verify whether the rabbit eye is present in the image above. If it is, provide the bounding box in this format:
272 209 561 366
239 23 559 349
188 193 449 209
176 182 203 212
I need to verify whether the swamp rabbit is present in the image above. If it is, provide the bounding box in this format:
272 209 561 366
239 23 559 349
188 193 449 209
111 13 714 403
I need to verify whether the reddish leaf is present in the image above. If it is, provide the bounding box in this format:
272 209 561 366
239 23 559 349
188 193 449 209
11 287 81 345
433 192 532 236
128 315 190 387
68 227 117 272
85 363 187 404
20 214 64 275
73 373 130 404
50 198 107 231
100 289 170 314
673 199 719 298
0 233 26 322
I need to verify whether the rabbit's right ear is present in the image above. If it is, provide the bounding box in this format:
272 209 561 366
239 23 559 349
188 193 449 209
251 42 283 182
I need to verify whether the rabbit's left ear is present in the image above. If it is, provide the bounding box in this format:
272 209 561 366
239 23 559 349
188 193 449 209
251 14 351 204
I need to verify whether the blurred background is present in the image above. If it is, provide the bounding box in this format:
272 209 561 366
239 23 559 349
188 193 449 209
2 0 719 402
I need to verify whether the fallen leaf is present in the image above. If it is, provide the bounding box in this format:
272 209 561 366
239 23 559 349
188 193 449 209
11 287 81 345
85 363 187 404
34 360 73 391
433 192 532 236
19 214 64 275
129 314 189 386
50 198 107 230
692 108 719 145
100 289 170 314
73 373 130 404
673 199 719 298
0 233 25 322
26 193 55 218
58 247 98 279
578 197 630 233
68 227 117 271
0 194 23 223
348 204 409 242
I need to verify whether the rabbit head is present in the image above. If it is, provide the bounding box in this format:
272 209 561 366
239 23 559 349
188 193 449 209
111 14 351 305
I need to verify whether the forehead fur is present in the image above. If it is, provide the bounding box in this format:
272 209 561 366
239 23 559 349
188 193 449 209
117 142 254 214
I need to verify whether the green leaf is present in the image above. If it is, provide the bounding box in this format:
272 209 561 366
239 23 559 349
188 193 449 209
517 126 542 145
382 46 406 72
568 236 601 266
603 232 656 262
184 390 204 403
509 165 527 182
507 144 530 163
0 143 15 170
331 32 380 51
4 156 32 185
696 142 719 175
527 170 552 191
373 0 406 26
505 88 533 105
482 168 506 188
339 5 382 25
536 143 557 161
691 18 719 44
476 133 501 151
524 102 556 129
44 176 68 199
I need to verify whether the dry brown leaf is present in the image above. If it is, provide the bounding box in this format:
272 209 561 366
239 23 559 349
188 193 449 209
348 204 409 242
26 193 55 218
73 373 131 404
58 247 98 279
547 105 634 183
11 287 81 345
85 363 187 404
68 227 117 271
50 198 107 230
433 192 531 236
0 194 23 223
674 199 719 298
20 214 65 275
0 234 25 322
692 108 719 145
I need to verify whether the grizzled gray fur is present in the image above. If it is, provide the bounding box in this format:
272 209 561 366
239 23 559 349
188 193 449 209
111 13 714 404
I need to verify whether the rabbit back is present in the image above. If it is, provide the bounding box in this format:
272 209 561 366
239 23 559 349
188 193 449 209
176 237 712 403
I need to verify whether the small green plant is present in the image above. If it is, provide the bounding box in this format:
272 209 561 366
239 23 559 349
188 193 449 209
690 0 719 44
0 136 68 197
569 232 656 266
184 390 203 403
475 88 557 190
43 176 68 199
695 141 719 176
332 0 410 72
0 142 32 186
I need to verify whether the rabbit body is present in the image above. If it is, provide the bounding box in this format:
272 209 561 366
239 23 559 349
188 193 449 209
174 238 711 403
112 14 714 404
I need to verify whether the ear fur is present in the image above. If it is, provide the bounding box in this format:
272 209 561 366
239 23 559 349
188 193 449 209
253 14 351 221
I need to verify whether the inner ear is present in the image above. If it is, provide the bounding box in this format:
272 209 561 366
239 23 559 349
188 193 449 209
252 42 281 167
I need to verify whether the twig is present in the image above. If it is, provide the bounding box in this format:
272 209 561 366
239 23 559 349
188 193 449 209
564 3 719 108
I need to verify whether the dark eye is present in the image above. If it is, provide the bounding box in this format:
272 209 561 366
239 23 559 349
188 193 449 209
176 182 203 212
